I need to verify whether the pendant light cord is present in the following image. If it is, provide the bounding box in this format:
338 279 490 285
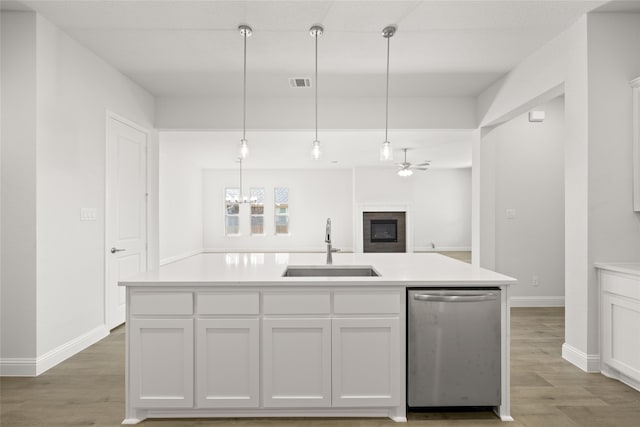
242 31 247 142
315 32 318 142
385 35 390 142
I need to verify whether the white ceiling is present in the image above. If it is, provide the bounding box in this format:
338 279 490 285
4 0 625 169
7 0 611 98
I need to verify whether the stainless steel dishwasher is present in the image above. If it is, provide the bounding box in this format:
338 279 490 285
408 288 501 407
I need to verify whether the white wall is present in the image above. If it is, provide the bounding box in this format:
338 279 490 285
1 11 157 374
1 11 38 363
354 167 471 251
584 12 640 353
482 97 565 305
156 96 477 130
159 146 203 263
477 12 640 371
202 169 353 252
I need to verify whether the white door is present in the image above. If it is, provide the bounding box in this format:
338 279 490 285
106 115 148 329
262 318 332 407
196 318 260 408
332 317 400 407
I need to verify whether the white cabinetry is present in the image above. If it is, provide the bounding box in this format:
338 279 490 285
196 318 260 408
125 287 405 424
598 266 640 392
129 292 195 409
332 317 400 407
332 291 401 407
263 318 332 407
196 291 260 408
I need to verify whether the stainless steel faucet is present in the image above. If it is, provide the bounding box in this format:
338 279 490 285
325 218 339 264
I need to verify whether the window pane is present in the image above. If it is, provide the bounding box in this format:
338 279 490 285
275 187 289 204
275 187 289 235
226 215 239 234
275 215 289 234
251 215 264 235
225 188 240 203
251 205 264 215
226 203 239 215
250 187 265 204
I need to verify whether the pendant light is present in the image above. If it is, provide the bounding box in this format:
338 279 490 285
239 24 252 159
380 25 396 161
310 25 323 160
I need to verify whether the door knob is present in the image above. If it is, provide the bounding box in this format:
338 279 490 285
110 247 126 254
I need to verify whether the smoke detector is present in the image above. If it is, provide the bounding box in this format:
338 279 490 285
289 78 311 88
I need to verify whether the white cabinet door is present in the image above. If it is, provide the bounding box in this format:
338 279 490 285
332 317 401 407
601 293 640 379
196 318 259 408
130 318 194 408
263 318 331 407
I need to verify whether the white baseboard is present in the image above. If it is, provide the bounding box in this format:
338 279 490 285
0 357 38 376
510 296 565 307
414 246 472 252
160 249 203 266
562 343 601 373
0 324 109 377
202 247 355 254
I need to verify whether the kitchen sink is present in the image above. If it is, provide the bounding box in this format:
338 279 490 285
282 265 380 277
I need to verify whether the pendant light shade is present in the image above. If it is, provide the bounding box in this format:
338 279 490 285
380 25 396 161
239 24 252 159
310 25 323 160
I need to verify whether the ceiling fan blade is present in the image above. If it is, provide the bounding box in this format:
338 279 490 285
416 162 431 166
416 167 429 171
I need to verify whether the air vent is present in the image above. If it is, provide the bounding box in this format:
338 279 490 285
289 78 311 88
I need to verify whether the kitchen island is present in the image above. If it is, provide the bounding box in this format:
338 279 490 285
119 252 516 424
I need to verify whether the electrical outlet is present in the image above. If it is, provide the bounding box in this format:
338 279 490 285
532 275 540 287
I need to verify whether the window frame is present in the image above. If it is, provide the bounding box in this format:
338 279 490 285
224 187 241 236
274 187 290 236
250 187 265 236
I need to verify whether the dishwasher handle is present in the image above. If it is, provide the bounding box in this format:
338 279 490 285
413 292 498 303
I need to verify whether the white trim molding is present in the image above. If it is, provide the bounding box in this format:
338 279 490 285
414 246 472 252
562 343 601 373
0 325 109 376
510 296 565 307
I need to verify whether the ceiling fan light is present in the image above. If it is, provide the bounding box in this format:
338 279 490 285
311 140 321 160
398 168 413 177
239 138 249 159
380 140 393 161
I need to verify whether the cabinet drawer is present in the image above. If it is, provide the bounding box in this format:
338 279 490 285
601 271 640 300
264 292 330 315
198 292 260 315
130 292 193 316
334 292 401 314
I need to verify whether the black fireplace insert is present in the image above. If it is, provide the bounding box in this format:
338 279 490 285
370 219 398 243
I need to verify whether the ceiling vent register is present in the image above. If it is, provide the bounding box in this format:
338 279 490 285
289 78 311 88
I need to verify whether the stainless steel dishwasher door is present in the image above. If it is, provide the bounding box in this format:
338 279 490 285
408 289 501 407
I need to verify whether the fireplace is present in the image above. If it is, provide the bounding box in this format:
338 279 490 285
370 219 398 242
363 212 406 253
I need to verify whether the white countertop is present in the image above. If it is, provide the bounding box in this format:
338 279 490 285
595 262 640 276
120 252 517 287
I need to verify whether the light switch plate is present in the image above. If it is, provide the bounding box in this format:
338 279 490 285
506 208 516 219
80 208 97 221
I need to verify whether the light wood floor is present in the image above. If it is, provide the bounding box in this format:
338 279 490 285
2 308 639 426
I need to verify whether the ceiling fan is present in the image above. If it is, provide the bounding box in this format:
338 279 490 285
396 148 430 177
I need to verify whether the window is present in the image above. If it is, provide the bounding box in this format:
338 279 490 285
225 188 240 235
274 187 289 235
250 188 265 235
